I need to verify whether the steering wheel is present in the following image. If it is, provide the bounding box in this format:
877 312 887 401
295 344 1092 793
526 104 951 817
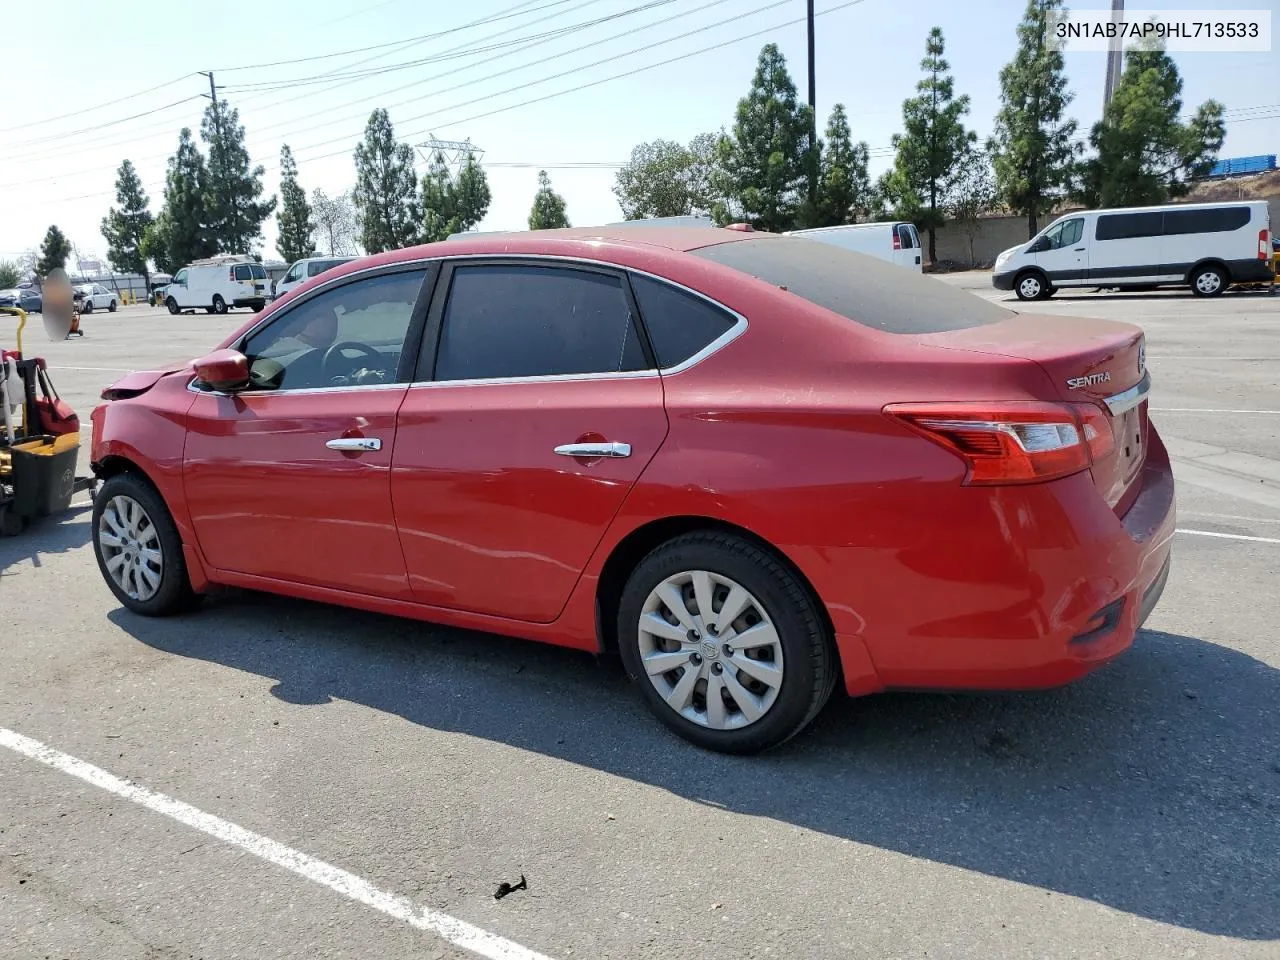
321 340 383 381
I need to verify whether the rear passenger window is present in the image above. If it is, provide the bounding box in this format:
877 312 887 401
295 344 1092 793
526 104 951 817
433 264 649 381
629 274 736 369
1163 207 1250 235
1096 212 1164 241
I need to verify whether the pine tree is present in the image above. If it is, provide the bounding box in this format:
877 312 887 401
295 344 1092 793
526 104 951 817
353 108 421 253
421 151 493 242
158 127 217 270
988 0 1080 238
1077 41 1225 207
201 100 276 254
452 154 492 235
713 44 815 232
890 27 976 263
100 159 155 286
528 170 570 229
35 225 72 278
814 104 871 226
275 145 315 262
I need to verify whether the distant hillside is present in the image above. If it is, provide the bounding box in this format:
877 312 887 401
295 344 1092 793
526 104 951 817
1184 169 1280 202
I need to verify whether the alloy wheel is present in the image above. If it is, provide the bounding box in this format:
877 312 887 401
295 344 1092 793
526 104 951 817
97 495 163 602
637 570 785 730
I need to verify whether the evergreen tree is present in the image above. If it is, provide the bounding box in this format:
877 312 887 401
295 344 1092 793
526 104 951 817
528 170 570 229
814 104 872 226
275 145 315 262
201 100 276 253
890 27 976 263
158 127 217 270
35 225 72 278
713 44 815 232
100 159 154 286
0 261 20 288
989 0 1080 238
1076 41 1225 207
353 108 421 253
420 151 491 242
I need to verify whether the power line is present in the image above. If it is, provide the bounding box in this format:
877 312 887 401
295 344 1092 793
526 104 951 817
0 73 198 134
18 96 206 149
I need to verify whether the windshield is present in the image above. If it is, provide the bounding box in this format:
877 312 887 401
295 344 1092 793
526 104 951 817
692 236 1011 334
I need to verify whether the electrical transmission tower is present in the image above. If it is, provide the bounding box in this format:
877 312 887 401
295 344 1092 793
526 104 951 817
416 135 484 171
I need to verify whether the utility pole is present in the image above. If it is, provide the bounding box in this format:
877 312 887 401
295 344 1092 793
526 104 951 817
1102 0 1124 113
807 0 817 206
199 70 233 252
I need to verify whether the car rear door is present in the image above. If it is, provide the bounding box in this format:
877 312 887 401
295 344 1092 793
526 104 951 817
183 263 433 599
895 223 922 270
390 257 669 623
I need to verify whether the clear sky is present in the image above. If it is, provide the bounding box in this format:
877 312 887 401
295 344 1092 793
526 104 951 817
1 0 1276 267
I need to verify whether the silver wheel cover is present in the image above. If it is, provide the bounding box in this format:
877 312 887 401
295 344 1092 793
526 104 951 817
98 495 163 602
1196 271 1221 294
1019 276 1041 299
637 570 785 730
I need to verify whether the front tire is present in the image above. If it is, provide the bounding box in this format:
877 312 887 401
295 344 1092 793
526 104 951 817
92 473 201 617
166 296 179 315
1014 270 1051 301
212 295 227 314
1190 263 1227 297
617 531 837 754
108 299 117 312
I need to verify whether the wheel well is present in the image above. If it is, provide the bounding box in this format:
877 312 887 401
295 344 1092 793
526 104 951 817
1014 267 1048 286
593 515 842 683
1187 258 1230 282
93 454 161 495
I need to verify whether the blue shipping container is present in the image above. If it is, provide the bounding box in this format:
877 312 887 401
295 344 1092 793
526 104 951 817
1207 154 1277 177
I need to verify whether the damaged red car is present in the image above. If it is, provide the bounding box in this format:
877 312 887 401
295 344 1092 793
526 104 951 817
89 226 1174 753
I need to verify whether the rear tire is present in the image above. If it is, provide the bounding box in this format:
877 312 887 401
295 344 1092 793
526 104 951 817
617 531 837 755
212 295 227 314
83 299 94 314
92 473 201 617
1190 263 1227 297
166 296 179 315
1014 271 1051 301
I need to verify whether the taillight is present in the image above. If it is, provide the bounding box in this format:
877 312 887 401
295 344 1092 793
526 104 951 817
1260 228 1271 260
892 233 902 250
885 401 1109 485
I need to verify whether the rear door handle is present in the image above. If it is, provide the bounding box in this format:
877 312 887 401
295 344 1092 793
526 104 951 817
326 437 381 451
554 441 631 458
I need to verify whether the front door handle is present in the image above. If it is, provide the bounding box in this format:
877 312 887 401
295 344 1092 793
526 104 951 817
326 437 381 452
554 441 631 458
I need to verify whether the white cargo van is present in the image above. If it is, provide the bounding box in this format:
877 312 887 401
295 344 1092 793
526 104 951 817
273 255 356 299
164 255 270 315
785 221 923 271
993 200 1273 300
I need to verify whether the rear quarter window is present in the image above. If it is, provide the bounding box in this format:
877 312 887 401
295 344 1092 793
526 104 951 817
691 236 1010 334
629 274 736 368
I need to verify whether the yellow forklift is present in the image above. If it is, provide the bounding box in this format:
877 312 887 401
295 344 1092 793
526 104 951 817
0 269 97 536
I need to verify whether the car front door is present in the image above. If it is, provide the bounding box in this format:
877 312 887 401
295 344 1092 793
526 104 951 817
390 258 669 623
183 263 434 599
1032 217 1087 286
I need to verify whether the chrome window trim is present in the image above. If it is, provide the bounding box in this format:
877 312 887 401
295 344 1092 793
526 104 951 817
187 377 408 399
1104 371 1152 416
193 251 748 397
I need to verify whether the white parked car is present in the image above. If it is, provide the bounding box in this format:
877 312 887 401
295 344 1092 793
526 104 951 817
164 256 270 315
992 200 1273 300
785 221 924 271
76 283 117 313
273 256 356 298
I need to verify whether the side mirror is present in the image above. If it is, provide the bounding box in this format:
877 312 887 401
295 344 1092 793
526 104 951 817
1029 236 1050 253
193 349 250 392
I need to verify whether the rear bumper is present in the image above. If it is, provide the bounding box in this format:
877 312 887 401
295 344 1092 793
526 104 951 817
1225 259 1274 284
828 426 1177 695
232 298 266 309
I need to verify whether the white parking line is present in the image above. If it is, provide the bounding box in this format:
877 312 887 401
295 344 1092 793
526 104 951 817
1176 528 1280 544
0 727 556 960
1152 408 1280 414
54 365 137 373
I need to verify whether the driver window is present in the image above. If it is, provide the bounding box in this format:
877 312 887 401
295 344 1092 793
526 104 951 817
240 269 426 391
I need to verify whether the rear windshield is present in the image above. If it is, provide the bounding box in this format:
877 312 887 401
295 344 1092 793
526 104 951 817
691 236 1010 334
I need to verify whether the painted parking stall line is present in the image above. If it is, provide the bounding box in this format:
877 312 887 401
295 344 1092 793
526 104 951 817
0 727 557 960
1175 528 1280 545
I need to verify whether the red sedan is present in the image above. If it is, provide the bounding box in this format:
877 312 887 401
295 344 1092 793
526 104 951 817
89 226 1174 753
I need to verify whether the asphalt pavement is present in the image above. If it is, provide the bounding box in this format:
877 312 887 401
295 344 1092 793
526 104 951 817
1 284 1277 959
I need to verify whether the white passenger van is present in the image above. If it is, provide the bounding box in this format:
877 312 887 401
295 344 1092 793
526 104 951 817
785 221 923 271
164 255 270 315
992 200 1272 300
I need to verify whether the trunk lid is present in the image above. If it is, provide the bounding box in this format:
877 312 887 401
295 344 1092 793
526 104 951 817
920 313 1149 511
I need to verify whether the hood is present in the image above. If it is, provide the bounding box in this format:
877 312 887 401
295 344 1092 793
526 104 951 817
101 363 191 400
